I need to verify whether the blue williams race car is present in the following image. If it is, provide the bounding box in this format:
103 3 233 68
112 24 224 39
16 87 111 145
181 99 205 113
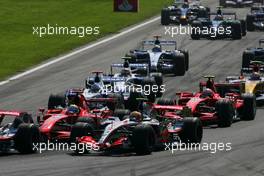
161 0 210 25
246 4 264 31
191 7 246 40
242 39 264 68
126 36 189 76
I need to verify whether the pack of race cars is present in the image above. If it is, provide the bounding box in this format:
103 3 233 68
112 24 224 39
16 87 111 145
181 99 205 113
0 0 263 155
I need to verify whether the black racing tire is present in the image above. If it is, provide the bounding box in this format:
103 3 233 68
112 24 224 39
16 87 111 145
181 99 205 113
161 8 171 25
14 124 40 154
132 124 156 155
172 53 186 76
191 21 202 40
242 51 255 68
150 72 163 97
70 122 94 143
231 23 242 40
240 20 247 37
216 99 234 127
240 93 256 120
77 117 96 129
157 98 176 105
48 93 66 110
219 0 227 7
180 117 203 143
197 8 209 18
246 14 255 31
126 91 142 111
113 109 131 120
182 50 189 71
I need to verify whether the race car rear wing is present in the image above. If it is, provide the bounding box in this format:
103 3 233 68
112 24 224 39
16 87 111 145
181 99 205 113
209 12 237 19
86 97 118 103
142 40 177 50
110 63 149 75
241 67 264 73
0 110 22 117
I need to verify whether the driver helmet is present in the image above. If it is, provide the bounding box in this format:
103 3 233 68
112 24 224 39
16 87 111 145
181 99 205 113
201 88 214 98
182 2 189 8
66 104 80 114
152 45 162 52
214 15 223 21
90 83 101 93
250 72 261 80
130 111 142 122
120 68 131 77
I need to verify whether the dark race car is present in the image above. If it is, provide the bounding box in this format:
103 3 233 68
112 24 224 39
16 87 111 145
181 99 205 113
246 4 264 31
242 39 264 68
191 7 246 40
177 76 256 127
161 0 210 25
70 103 202 155
126 36 189 76
0 110 40 153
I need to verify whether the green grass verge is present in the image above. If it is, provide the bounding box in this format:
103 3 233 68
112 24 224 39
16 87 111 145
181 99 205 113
0 0 173 80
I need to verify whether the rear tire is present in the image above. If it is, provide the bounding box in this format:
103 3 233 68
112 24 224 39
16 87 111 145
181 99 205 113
240 93 256 120
191 21 202 40
242 51 255 68
182 50 189 71
240 20 247 37
48 93 66 109
246 14 255 31
173 53 186 76
231 23 242 40
161 8 171 25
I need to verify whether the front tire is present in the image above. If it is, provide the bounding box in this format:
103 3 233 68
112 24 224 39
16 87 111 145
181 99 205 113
132 124 156 155
14 124 40 154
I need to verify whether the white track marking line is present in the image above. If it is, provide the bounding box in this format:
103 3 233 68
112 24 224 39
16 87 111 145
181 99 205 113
0 16 160 86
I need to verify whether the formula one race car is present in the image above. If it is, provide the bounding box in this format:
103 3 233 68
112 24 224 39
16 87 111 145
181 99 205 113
226 61 264 105
242 39 264 68
219 0 257 7
191 7 246 40
126 36 189 76
161 0 210 25
40 89 122 141
0 110 40 153
70 103 202 155
246 4 264 31
177 76 256 127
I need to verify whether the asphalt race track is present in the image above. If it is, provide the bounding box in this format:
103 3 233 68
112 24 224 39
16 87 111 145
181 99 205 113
1 0 264 175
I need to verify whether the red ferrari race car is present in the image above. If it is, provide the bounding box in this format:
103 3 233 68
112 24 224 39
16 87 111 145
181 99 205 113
38 88 122 141
69 100 202 155
177 76 256 127
0 110 40 153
